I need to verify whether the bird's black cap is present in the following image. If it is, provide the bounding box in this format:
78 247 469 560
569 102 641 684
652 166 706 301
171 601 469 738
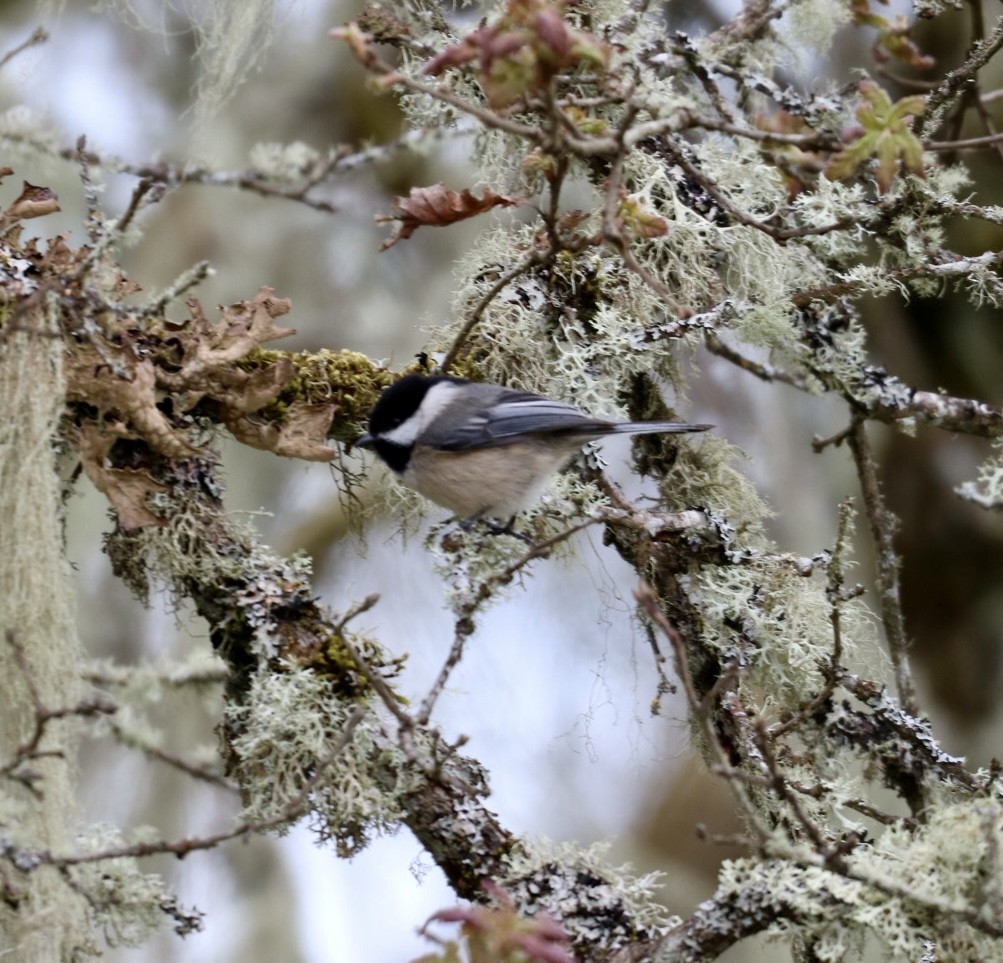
366 374 467 437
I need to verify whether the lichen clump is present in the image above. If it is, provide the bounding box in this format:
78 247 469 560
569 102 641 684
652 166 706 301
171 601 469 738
226 668 415 856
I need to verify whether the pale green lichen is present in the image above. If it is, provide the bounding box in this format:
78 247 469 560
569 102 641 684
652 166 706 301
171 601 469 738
715 808 1003 961
689 557 874 711
659 432 772 530
67 824 189 948
778 0 853 70
0 790 31 847
1 319 94 958
396 48 482 138
807 308 893 403
248 141 322 183
429 471 603 617
226 668 416 856
432 227 697 409
368 460 430 535
923 161 972 200
792 179 871 261
503 838 678 951
85 649 228 700
108 0 277 144
957 260 1003 309
957 436 1003 510
694 707 1003 958
620 152 726 305
0 106 63 165
913 0 964 20
107 499 316 659
107 498 262 603
715 857 870 960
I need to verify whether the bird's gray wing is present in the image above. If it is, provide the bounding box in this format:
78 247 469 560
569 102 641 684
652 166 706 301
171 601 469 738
428 391 610 451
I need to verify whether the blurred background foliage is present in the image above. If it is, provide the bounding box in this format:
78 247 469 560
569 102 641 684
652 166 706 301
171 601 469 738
3 0 1003 960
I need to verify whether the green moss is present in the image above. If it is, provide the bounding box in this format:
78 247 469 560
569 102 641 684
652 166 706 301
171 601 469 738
317 630 408 698
234 348 382 428
236 348 466 440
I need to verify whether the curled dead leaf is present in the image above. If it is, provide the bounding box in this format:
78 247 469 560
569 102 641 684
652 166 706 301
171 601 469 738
225 402 338 461
177 287 294 377
217 357 297 414
77 424 170 530
5 181 60 221
377 184 521 250
66 349 198 460
66 289 297 464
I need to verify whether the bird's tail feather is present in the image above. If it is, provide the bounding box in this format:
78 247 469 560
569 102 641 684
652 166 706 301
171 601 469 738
611 421 713 435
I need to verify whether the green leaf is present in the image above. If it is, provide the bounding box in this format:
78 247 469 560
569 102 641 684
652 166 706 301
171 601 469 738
827 81 927 192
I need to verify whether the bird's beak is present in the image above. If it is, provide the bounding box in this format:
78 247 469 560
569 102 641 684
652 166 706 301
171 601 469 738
355 432 374 449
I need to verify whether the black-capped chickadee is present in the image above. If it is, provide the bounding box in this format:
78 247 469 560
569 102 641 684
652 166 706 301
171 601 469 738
356 374 712 519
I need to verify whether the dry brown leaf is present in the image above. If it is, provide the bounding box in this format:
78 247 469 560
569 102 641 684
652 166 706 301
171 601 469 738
62 279 341 516
124 360 199 458
213 287 295 358
377 184 520 250
77 424 169 530
225 402 338 461
5 181 60 221
66 288 299 465
66 350 197 460
169 288 295 386
216 357 296 414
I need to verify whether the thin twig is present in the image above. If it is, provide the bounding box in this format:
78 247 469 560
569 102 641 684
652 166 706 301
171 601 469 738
680 111 836 149
927 130 1003 151
598 108 688 315
753 717 848 865
632 585 703 731
921 13 1003 137
337 633 414 728
115 178 159 233
416 631 470 728
770 498 855 738
658 138 852 241
1 631 117 793
418 519 597 725
327 595 414 726
845 421 919 719
440 255 540 373
705 331 812 390
0 26 48 70
43 707 366 867
108 721 237 793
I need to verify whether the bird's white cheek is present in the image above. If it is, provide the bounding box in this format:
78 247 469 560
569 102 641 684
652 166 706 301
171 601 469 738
381 382 461 447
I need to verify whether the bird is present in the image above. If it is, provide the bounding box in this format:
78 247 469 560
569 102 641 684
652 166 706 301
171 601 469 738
356 374 712 519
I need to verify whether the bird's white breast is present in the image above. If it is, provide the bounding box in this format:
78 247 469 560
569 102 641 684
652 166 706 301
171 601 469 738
404 439 577 518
